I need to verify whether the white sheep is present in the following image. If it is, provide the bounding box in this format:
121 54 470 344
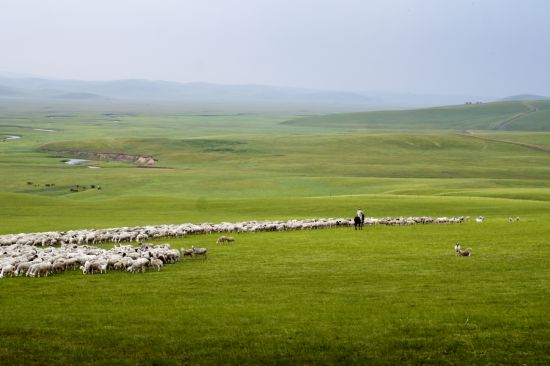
0 264 15 278
14 262 32 276
31 262 52 277
149 258 163 271
127 258 149 273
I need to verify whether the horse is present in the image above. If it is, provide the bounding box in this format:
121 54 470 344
354 216 363 230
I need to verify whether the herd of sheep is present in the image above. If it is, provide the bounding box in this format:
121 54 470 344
0 242 206 278
0 216 469 279
0 216 468 248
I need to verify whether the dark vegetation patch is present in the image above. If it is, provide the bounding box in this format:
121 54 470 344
17 181 102 195
40 137 254 157
103 113 137 117
177 139 253 153
0 124 28 128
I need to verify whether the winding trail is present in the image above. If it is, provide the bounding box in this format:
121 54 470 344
494 102 539 130
460 101 549 152
460 130 550 153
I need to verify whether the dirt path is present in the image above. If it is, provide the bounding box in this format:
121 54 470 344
461 130 550 153
494 102 539 130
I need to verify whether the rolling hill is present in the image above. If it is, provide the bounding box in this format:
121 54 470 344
0 75 495 110
500 94 550 101
283 100 550 131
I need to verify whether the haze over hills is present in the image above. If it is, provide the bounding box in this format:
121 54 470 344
284 100 550 131
0 75 494 110
499 94 550 102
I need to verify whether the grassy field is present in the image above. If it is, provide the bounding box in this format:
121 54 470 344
0 99 549 364
1 220 548 365
284 100 550 131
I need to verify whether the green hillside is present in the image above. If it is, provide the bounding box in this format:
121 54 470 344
284 100 550 131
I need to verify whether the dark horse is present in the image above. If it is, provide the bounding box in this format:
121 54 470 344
354 216 363 230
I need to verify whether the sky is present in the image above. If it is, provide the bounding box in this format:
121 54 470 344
1 0 549 97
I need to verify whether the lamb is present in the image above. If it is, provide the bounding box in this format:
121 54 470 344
454 243 472 257
216 236 235 245
99 262 108 274
475 216 484 223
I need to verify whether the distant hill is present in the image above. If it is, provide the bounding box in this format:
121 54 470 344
0 84 20 96
0 77 375 107
500 94 550 102
283 100 550 131
52 92 107 100
0 76 494 110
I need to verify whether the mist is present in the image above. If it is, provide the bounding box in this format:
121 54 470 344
1 0 549 97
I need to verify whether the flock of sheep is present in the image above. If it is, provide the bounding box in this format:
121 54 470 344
0 216 468 248
0 242 207 278
0 216 470 279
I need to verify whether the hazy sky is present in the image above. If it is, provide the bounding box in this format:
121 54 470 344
1 0 549 96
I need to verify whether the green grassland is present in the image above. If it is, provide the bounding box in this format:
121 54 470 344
0 99 549 364
0 221 548 365
284 100 550 131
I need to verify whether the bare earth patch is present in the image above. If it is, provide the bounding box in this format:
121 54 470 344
51 150 158 165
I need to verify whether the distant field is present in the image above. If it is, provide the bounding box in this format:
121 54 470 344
284 100 550 131
0 100 549 364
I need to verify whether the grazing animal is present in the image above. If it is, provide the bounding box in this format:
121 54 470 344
191 245 208 259
353 216 363 230
149 258 163 271
216 236 235 245
180 247 194 258
455 243 472 256
0 264 15 278
475 216 484 223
